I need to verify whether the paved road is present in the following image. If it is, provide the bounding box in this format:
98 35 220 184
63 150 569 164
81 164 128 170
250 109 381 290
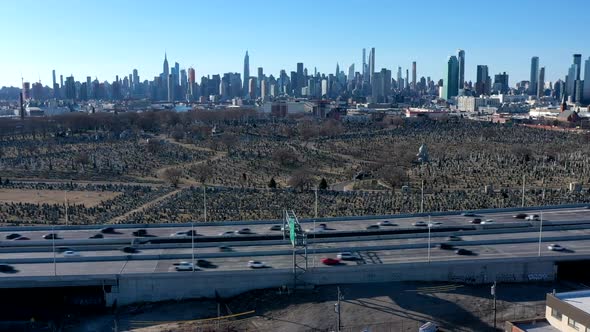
1 207 589 242
3 237 589 277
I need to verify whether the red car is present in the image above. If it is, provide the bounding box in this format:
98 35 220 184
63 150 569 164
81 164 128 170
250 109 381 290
321 258 340 266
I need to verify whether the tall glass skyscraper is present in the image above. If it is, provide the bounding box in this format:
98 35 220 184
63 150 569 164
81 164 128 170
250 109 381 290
529 56 539 95
243 51 249 97
443 55 459 100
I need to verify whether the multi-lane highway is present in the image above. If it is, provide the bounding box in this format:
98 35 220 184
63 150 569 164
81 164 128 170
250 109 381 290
1 206 590 278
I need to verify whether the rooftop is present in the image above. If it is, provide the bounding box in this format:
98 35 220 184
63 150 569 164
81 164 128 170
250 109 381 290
555 290 590 313
515 320 559 332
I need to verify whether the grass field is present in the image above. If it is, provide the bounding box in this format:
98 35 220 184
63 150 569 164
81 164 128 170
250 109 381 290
0 189 120 207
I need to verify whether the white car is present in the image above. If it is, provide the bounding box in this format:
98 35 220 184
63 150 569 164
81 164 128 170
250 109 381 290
63 250 80 257
525 215 540 221
481 219 495 224
337 252 357 260
170 231 187 237
248 260 266 269
305 227 325 234
413 221 428 227
175 261 195 271
219 231 235 236
547 244 564 251
431 221 443 225
378 220 397 226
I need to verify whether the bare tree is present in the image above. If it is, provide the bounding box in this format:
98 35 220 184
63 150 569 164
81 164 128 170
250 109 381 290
191 163 212 184
288 168 314 191
220 133 238 152
162 168 183 188
272 148 299 167
379 165 408 213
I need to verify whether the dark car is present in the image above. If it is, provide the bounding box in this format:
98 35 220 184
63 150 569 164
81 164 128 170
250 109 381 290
121 246 138 253
513 213 527 219
100 227 116 234
269 225 282 231
455 248 473 255
461 212 476 217
89 233 104 239
185 230 199 236
366 225 380 230
438 243 454 250
236 228 253 234
132 229 148 237
0 264 15 273
219 246 232 252
470 218 482 224
5 233 21 240
14 236 29 241
43 233 59 240
196 259 213 268
447 235 462 241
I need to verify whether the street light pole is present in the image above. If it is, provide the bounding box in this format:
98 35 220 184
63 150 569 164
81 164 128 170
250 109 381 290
427 215 431 263
420 180 424 214
522 174 526 207
64 191 69 227
491 281 497 330
335 286 342 332
538 211 543 257
203 186 207 222
191 221 195 272
52 224 56 276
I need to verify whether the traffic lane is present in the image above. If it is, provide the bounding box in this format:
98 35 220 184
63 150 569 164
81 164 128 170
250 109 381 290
2 207 588 241
4 227 590 260
0 260 128 277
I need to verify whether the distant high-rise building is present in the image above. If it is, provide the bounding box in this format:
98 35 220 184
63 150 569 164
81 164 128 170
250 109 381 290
163 53 169 99
537 67 545 98
397 67 402 90
475 65 490 96
22 82 31 100
457 49 465 89
52 70 56 88
167 74 174 102
573 54 582 80
529 56 539 95
60 75 63 88
243 51 250 96
566 64 577 99
65 76 76 100
493 72 509 94
583 57 590 103
443 55 459 100
348 63 355 83
86 76 91 99
411 61 417 90
369 47 375 85
163 53 169 77
362 48 367 82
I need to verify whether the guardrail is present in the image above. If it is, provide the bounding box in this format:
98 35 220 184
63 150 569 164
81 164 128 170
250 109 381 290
0 203 587 233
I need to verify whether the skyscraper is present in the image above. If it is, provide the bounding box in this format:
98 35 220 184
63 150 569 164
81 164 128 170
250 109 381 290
583 57 590 103
362 48 367 82
529 56 539 95
537 67 545 98
443 56 459 100
369 47 375 85
243 51 250 97
457 49 465 90
493 72 509 94
573 54 582 80
167 74 174 102
163 53 169 77
475 65 490 96
52 70 56 88
411 61 417 90
348 63 355 83
397 67 402 90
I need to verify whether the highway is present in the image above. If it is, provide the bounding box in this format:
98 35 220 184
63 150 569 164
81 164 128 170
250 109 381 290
1 206 590 278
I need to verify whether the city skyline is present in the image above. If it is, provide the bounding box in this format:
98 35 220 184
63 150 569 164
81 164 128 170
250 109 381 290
1 0 589 87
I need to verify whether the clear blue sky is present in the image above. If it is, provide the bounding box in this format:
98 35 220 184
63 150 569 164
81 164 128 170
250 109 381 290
1 0 589 87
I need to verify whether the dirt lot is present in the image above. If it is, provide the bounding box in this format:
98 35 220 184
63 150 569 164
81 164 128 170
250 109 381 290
0 189 120 207
57 281 568 332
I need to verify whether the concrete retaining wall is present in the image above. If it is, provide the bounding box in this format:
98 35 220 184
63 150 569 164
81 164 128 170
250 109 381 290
108 256 563 307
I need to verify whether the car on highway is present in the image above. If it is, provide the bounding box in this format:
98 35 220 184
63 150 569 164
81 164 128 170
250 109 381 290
43 233 59 240
513 213 527 219
305 227 326 234
100 227 116 234
548 244 565 251
481 219 495 224
171 231 187 237
470 218 482 224
337 252 357 260
63 250 80 257
454 248 473 255
413 221 428 227
321 258 341 265
447 235 462 241
317 223 328 229
0 264 15 273
586 205 590 209
248 260 267 269
461 212 476 217
132 229 148 237
269 225 282 231
431 221 443 226
525 214 540 221
219 231 236 236
13 236 29 241
378 220 397 226
56 246 72 253
366 225 380 230
236 228 253 235
196 259 214 268
121 246 138 254
5 233 21 240
175 261 195 271
89 233 104 239
219 246 232 252
438 243 454 250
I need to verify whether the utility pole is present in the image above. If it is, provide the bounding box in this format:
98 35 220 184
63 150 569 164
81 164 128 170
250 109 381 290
538 211 543 257
52 224 56 276
335 286 342 332
427 215 432 263
420 180 424 214
491 281 497 330
203 186 207 222
191 221 195 272
64 191 69 226
522 174 526 207
314 187 318 219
